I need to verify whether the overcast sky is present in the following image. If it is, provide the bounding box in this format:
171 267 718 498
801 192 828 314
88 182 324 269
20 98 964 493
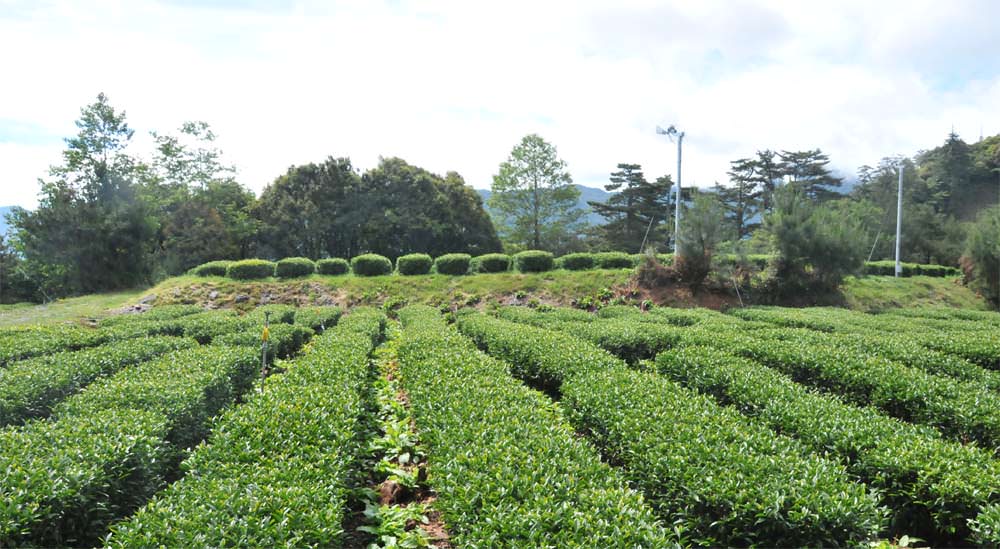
1 0 999 208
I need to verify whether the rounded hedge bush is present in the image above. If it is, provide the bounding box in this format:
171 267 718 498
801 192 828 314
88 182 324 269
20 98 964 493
226 259 276 280
397 253 433 275
317 258 350 275
595 252 636 269
275 257 316 278
191 260 232 277
559 253 595 271
472 253 511 273
351 254 393 276
434 253 472 275
514 250 555 272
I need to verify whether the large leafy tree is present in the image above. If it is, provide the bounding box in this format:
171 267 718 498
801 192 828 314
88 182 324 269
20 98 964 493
589 163 672 252
966 206 1000 308
778 149 843 202
490 134 584 252
256 157 501 259
10 93 156 295
145 122 257 274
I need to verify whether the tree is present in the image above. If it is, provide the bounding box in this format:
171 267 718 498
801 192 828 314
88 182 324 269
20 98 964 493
145 122 257 274
490 134 584 252
675 193 727 288
966 206 1000 308
11 93 156 295
765 186 867 295
716 157 762 239
778 149 843 202
754 149 783 213
589 163 672 252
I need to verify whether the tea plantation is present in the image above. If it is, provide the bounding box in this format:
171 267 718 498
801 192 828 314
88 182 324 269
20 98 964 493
2 300 1000 547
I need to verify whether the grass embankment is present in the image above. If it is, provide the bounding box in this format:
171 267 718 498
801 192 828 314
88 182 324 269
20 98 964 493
0 271 988 328
841 275 986 312
0 289 145 328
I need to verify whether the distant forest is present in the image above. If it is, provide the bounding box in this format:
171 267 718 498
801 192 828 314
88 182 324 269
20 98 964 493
1 93 998 303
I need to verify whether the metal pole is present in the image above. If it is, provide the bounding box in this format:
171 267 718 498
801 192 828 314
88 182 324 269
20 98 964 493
895 164 904 277
675 132 684 254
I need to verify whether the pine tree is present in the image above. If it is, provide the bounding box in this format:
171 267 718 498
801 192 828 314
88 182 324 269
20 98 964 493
778 149 843 201
589 163 672 252
716 157 762 239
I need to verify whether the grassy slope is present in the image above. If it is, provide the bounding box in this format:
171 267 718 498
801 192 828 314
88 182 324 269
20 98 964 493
0 272 987 327
840 275 987 312
0 289 146 328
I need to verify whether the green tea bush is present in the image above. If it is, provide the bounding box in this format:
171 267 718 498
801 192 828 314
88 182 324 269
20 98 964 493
594 251 635 269
657 345 1000 544
456 314 884 546
0 325 108 365
396 253 433 275
275 257 316 278
225 259 275 280
100 305 203 327
513 250 554 272
397 306 674 547
316 258 350 275
351 254 392 276
213 324 313 361
293 306 342 332
678 325 1000 449
190 261 232 277
0 345 258 546
433 253 471 275
106 313 384 548
0 336 196 426
470 253 511 273
558 252 595 270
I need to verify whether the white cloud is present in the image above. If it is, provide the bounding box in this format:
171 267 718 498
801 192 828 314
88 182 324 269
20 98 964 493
1 0 998 209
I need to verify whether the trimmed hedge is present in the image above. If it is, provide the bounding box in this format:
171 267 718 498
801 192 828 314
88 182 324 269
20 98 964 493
293 306 342 333
397 306 674 546
594 251 635 269
0 345 258 547
225 259 275 280
677 325 1000 450
316 258 350 275
213 324 314 362
396 253 433 275
864 260 961 277
275 257 315 278
191 261 233 277
350 254 392 276
470 253 511 273
0 325 108 366
433 253 471 275
0 336 197 427
558 252 594 270
513 250 554 272
105 311 384 548
657 345 1000 544
456 314 885 546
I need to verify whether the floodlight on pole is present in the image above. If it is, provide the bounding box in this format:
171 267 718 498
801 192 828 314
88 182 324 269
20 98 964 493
656 125 685 254
895 161 904 278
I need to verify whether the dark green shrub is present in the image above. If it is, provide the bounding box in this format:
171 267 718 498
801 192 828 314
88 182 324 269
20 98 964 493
275 257 315 278
594 252 635 269
225 259 275 280
434 253 471 275
191 261 232 277
351 254 392 277
514 250 554 272
471 253 511 273
559 253 595 270
316 258 350 276
396 253 433 275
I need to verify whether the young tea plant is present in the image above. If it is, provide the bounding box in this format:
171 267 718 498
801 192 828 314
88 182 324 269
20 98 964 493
357 323 446 549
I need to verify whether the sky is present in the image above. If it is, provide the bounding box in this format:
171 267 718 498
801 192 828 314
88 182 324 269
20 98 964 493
1 0 999 209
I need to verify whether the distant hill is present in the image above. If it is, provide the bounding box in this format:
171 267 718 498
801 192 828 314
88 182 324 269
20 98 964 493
0 206 14 236
477 184 612 226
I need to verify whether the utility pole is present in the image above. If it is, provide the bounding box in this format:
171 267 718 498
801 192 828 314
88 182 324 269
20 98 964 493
656 125 685 254
895 162 904 278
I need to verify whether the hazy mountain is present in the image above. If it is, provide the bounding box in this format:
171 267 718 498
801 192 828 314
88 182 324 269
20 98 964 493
477 184 612 226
